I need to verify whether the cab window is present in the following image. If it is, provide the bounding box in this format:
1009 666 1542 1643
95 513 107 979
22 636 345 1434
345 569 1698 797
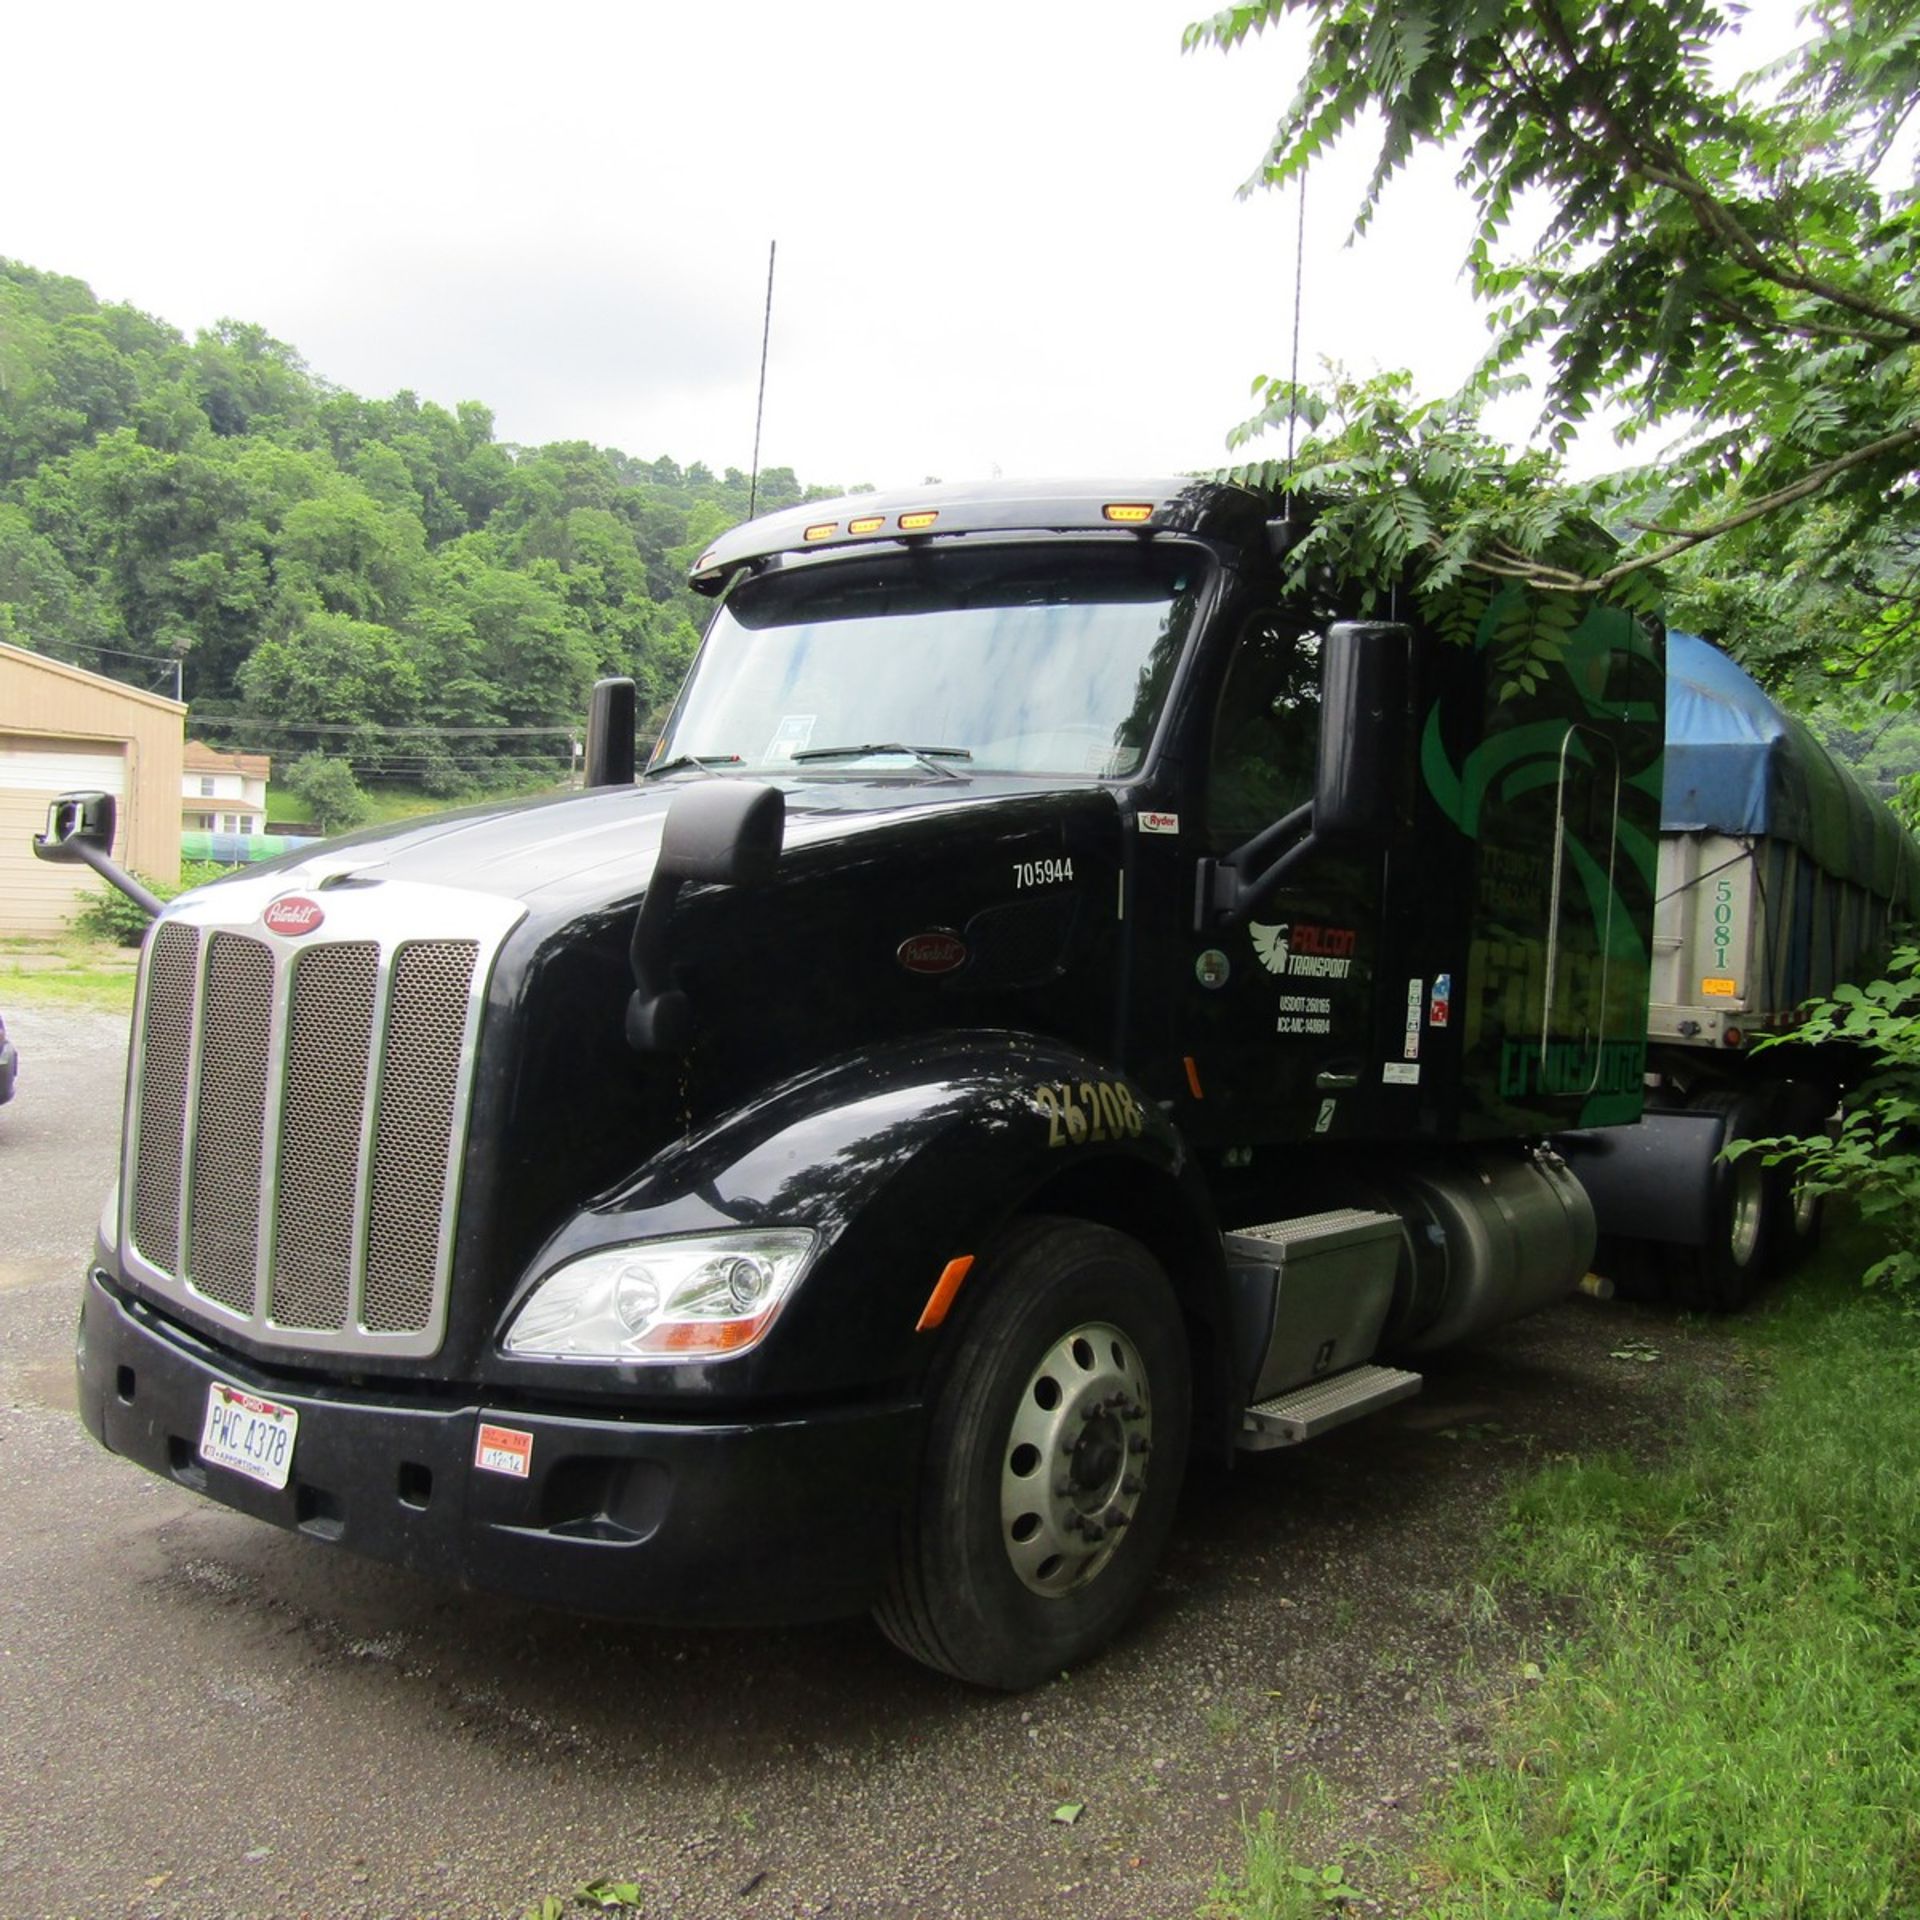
1206 611 1322 844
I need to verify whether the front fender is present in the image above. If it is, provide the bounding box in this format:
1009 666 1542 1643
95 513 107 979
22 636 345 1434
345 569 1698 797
490 1031 1211 1402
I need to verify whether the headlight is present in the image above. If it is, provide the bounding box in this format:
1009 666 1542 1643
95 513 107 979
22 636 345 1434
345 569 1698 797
502 1229 818 1362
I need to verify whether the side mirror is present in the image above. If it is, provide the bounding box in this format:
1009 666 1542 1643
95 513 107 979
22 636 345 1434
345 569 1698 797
1313 620 1412 841
584 678 637 788
627 782 786 1052
32 790 163 920
1196 619 1413 928
33 790 119 862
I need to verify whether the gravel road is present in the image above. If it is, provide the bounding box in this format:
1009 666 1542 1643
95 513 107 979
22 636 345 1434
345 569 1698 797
0 1001 1731 1920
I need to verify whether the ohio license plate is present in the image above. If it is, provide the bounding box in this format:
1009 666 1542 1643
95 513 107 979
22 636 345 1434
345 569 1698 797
199 1382 299 1491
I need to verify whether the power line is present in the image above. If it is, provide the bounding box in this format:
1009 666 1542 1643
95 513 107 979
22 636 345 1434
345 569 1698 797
25 642 184 701
324 758 576 772
192 720 580 737
79 644 181 667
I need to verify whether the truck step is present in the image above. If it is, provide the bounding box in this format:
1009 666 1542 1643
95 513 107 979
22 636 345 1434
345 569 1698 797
1228 1206 1404 1257
1238 1363 1423 1450
1223 1208 1404 1405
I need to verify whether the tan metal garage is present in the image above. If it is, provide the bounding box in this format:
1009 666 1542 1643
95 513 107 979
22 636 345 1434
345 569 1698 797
0 643 185 936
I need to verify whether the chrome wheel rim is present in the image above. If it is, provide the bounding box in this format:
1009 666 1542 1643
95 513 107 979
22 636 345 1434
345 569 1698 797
1791 1172 1820 1240
1000 1320 1151 1596
1729 1153 1766 1268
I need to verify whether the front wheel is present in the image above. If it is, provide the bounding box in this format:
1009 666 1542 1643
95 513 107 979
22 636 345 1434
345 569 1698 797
875 1217 1191 1689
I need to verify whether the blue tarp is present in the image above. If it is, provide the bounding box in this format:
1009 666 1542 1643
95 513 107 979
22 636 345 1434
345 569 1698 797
181 830 319 867
1665 630 1920 907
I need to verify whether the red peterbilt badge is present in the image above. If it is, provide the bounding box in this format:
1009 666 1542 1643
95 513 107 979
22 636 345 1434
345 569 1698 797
263 896 325 937
897 931 967 976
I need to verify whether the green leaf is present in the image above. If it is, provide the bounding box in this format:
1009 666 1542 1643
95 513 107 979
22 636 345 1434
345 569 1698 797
1201 0 1920 646
577 1879 643 1910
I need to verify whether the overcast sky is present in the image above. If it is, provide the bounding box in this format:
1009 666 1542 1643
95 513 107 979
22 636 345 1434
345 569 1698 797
5 1 1803 494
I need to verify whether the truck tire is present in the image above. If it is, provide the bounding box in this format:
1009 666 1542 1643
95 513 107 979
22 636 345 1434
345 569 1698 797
1775 1162 1824 1269
1768 1084 1835 1273
1664 1091 1772 1311
875 1217 1191 1689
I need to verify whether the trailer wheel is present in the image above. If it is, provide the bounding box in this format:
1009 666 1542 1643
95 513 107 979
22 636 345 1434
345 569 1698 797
875 1217 1191 1690
1666 1092 1772 1310
1778 1166 1824 1267
1769 1086 1835 1273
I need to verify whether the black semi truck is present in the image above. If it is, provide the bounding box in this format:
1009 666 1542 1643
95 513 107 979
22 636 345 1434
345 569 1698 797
32 476 1862 1687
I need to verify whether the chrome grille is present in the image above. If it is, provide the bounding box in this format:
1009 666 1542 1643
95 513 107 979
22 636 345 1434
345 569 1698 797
271 942 379 1330
187 934 274 1313
365 940 479 1333
120 878 520 1360
132 921 199 1273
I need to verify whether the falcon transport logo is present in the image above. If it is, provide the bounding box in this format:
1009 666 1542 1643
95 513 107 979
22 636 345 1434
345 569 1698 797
263 896 325 938
1250 921 1356 979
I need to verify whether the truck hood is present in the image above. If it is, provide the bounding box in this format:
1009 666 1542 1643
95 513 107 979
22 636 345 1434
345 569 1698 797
204 773 1120 923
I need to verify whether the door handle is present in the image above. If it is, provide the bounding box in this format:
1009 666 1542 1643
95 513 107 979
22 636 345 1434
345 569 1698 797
1314 1068 1360 1090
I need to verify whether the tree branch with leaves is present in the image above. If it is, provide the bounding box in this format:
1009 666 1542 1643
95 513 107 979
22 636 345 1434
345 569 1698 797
1189 0 1920 683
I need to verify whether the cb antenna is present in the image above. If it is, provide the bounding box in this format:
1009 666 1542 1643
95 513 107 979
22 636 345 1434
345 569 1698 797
1286 175 1307 487
748 240 777 520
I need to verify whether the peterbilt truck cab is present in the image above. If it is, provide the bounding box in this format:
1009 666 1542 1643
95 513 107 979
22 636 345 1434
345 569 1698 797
45 477 1662 1688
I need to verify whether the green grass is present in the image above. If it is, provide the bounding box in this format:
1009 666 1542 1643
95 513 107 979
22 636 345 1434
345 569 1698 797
1208 1782 1361 1920
355 772 568 829
0 936 138 1013
1212 1236 1920 1920
354 785 469 828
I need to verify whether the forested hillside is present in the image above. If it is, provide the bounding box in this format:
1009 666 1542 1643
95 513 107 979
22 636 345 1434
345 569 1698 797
0 259 835 794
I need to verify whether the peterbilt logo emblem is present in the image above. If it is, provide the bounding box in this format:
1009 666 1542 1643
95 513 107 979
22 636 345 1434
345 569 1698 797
897 931 967 975
263 896 325 937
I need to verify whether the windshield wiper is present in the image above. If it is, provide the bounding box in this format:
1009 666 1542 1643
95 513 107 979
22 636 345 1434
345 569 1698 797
790 743 973 780
644 752 742 778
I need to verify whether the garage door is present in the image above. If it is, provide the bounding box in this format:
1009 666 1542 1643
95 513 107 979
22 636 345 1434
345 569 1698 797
0 737 128 936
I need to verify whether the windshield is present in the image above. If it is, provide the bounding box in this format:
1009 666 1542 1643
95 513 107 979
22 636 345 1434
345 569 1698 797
654 543 1204 778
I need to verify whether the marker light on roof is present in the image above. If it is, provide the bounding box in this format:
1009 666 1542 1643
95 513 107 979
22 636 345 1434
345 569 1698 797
847 514 886 535
1104 503 1155 524
804 522 837 542
696 549 717 570
898 510 939 531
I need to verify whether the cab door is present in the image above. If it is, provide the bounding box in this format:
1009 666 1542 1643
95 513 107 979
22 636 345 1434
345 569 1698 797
1178 608 1383 1142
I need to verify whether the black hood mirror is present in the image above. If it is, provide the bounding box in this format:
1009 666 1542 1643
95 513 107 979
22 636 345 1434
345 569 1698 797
627 782 786 1053
584 678 638 788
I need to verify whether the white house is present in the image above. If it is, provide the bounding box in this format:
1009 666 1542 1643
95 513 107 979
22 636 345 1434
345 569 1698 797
182 740 271 836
